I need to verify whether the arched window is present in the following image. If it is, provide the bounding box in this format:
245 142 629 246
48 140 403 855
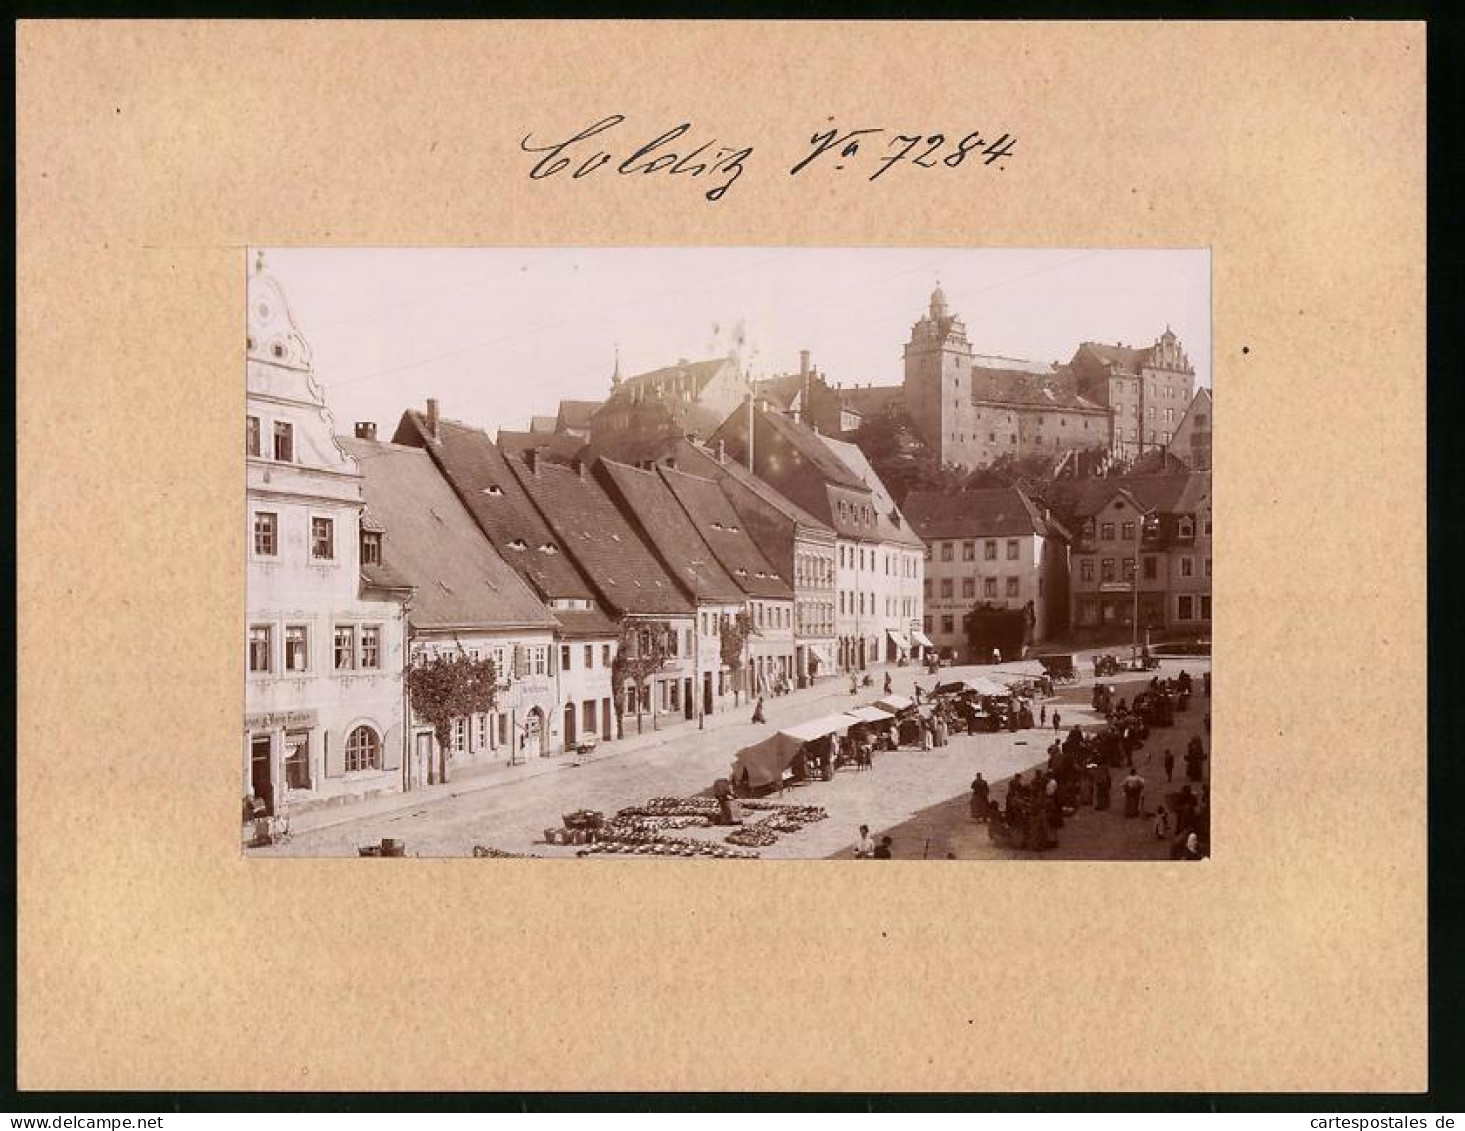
345 726 380 772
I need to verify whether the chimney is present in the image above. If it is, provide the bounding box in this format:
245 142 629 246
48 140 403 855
571 455 588 479
526 447 542 476
354 422 377 441
799 350 810 380
426 398 440 438
716 440 726 464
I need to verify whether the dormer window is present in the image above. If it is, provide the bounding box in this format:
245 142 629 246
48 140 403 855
482 485 504 497
507 539 528 551
538 543 558 555
1178 517 1195 538
360 531 382 566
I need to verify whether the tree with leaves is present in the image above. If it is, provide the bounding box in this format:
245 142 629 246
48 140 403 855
610 619 671 737
405 649 500 783
719 610 754 705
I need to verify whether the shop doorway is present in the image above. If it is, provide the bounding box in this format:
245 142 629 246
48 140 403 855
526 707 545 758
250 735 274 816
414 731 433 788
563 702 577 749
703 672 713 716
683 678 694 720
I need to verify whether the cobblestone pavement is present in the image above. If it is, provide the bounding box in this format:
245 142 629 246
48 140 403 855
252 654 1210 860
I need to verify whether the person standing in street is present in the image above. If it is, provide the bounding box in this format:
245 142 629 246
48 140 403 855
854 825 875 859
751 696 766 724
873 836 893 859
1040 703 1047 726
1163 748 1176 782
883 671 893 695
1052 710 1062 734
1121 768 1146 818
970 772 990 822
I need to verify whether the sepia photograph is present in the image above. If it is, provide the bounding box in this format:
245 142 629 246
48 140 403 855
244 247 1213 861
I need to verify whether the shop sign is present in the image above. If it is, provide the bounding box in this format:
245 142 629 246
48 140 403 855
245 709 318 730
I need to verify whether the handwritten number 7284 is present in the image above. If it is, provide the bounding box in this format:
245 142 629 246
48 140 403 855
789 127 1017 181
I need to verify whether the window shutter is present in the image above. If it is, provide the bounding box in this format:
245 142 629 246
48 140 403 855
513 644 524 679
324 730 343 777
549 644 558 675
381 723 402 771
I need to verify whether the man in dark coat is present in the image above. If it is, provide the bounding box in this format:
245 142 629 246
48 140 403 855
970 773 990 822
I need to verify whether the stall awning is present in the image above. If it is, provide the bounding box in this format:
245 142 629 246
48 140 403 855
911 630 934 649
808 643 835 668
965 675 1012 697
875 695 914 713
732 734 803 791
779 714 854 743
845 705 895 724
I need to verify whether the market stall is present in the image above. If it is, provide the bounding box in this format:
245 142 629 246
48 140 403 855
734 713 852 793
844 703 897 761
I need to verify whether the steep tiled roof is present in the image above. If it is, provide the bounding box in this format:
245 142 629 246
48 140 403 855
556 399 602 429
672 440 835 536
658 465 793 599
552 608 619 639
529 415 558 434
970 365 1108 412
616 358 730 399
339 437 557 631
1079 341 1153 375
905 487 1054 540
1038 473 1206 521
496 429 588 464
752 373 805 411
596 459 744 604
506 455 694 617
836 385 902 416
392 411 597 602
755 409 868 492
816 433 926 548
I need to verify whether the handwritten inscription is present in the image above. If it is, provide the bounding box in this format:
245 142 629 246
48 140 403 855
519 115 753 204
518 116 1017 204
790 126 1016 180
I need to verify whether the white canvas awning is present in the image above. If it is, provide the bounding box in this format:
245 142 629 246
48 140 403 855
886 629 910 652
845 705 895 724
965 675 1012 697
875 695 914 713
779 714 854 743
911 630 935 649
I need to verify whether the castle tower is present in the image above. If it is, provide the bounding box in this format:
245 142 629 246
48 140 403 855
902 284 974 465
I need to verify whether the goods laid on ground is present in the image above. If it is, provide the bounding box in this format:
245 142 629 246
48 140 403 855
725 825 779 847
616 797 722 819
580 834 758 859
724 802 829 847
472 845 541 859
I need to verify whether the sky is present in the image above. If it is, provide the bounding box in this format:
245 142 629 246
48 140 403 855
256 248 1211 436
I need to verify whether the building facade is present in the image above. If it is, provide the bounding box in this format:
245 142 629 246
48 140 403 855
1046 474 1213 639
904 487 1071 659
393 405 622 755
504 449 699 735
671 440 840 686
709 406 925 671
244 259 410 818
340 432 562 786
1068 329 1197 460
1168 387 1214 471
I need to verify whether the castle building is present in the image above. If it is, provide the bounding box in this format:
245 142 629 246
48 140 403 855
588 355 751 465
244 256 411 818
1068 329 1197 460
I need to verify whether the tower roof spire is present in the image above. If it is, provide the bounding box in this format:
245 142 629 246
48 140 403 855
611 344 622 388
